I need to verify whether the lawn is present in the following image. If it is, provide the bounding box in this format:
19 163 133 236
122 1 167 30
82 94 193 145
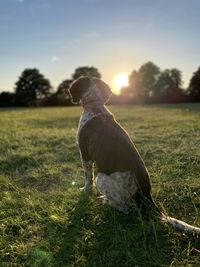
0 104 200 267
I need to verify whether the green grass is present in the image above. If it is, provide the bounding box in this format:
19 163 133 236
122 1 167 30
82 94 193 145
0 104 200 267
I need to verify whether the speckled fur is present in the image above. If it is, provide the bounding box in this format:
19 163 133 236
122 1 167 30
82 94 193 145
96 171 137 213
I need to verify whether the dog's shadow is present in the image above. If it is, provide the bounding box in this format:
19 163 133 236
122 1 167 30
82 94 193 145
53 192 175 267
54 192 94 265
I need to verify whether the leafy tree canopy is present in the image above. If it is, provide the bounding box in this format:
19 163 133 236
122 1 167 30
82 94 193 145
138 62 160 97
56 79 73 102
15 68 52 106
127 62 160 99
122 62 185 103
71 66 101 80
187 66 200 101
154 68 183 98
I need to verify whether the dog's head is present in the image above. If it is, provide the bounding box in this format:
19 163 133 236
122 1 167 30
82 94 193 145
68 76 112 105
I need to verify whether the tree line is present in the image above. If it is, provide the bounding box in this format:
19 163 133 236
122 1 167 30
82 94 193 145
0 62 200 107
120 62 200 104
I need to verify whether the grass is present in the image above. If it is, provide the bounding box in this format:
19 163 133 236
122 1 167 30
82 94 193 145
0 104 200 267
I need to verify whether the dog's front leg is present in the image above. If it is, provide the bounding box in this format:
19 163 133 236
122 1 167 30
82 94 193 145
80 160 94 192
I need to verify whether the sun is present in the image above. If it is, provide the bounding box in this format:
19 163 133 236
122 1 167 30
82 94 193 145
113 73 129 94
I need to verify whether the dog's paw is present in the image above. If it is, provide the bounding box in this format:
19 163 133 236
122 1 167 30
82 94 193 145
80 186 93 193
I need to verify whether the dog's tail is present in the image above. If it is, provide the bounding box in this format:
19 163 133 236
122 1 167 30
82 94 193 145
161 214 200 234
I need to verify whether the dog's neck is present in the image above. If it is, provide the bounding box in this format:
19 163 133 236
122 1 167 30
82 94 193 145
82 103 103 113
77 102 112 144
82 102 112 117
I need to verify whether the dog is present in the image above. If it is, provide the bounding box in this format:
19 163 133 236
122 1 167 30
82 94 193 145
68 76 156 214
68 76 200 233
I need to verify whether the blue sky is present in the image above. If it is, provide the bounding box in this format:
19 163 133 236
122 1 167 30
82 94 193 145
0 0 200 93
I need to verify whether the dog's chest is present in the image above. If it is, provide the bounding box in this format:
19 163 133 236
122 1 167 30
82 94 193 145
77 111 97 143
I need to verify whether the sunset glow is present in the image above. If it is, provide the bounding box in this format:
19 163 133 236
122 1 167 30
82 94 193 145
0 1 199 92
113 73 129 94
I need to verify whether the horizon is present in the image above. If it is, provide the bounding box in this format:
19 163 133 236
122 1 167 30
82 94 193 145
0 0 200 94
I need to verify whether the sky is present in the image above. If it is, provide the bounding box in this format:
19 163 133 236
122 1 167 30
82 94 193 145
0 0 200 94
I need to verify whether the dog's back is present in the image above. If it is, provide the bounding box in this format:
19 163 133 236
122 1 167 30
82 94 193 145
79 113 152 199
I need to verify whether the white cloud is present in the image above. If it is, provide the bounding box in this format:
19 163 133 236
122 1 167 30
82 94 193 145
14 0 24 3
51 56 61 63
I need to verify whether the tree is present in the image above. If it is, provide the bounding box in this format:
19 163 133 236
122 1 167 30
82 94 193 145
0 92 16 107
123 62 160 102
43 80 73 106
55 79 72 105
128 70 140 98
153 68 184 102
56 79 72 99
71 66 101 80
170 68 183 89
138 62 160 99
154 69 172 98
15 68 52 106
187 67 200 102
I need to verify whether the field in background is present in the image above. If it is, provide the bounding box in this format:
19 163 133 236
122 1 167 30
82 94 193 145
0 104 200 267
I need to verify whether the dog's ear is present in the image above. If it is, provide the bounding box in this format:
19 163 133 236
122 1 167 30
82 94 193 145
68 77 91 104
94 78 112 103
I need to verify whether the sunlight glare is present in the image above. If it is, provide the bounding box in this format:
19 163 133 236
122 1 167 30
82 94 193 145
114 73 129 94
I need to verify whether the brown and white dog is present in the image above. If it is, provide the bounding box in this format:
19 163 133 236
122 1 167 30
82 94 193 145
68 76 200 233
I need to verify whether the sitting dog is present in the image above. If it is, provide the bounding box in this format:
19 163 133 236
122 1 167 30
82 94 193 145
68 76 156 214
68 76 200 233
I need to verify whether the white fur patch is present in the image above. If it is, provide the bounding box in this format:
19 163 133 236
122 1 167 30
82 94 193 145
95 171 137 214
76 81 106 143
76 111 98 143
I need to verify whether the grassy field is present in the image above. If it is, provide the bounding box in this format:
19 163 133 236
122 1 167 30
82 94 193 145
0 104 200 267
